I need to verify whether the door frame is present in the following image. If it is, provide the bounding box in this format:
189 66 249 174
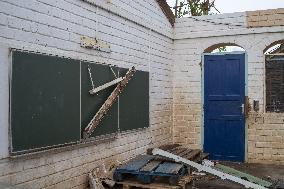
201 51 248 161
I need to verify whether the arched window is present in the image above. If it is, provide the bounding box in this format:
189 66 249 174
204 43 245 53
265 41 284 112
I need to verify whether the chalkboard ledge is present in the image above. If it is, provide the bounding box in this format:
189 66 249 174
9 133 118 160
118 127 150 136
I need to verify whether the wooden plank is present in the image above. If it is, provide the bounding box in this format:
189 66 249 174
153 148 269 189
118 176 193 189
89 77 123 95
159 144 181 151
155 162 183 174
147 144 181 155
177 149 193 157
171 148 188 155
118 180 180 189
141 160 162 172
118 155 154 172
167 146 182 153
83 66 136 138
184 149 201 160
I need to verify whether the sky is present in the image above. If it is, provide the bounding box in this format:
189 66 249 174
166 0 284 14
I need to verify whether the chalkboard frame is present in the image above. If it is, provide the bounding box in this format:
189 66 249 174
8 49 150 156
9 50 84 155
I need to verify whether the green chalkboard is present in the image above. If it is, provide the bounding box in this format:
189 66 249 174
11 51 149 154
11 51 81 152
119 69 149 131
80 62 118 137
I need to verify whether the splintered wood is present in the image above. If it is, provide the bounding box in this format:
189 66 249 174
118 176 193 189
83 66 136 138
147 144 207 162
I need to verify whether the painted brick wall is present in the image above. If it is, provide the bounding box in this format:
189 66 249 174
1 2 284 188
0 0 174 188
173 11 284 164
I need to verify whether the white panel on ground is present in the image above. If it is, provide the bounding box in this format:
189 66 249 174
152 148 268 189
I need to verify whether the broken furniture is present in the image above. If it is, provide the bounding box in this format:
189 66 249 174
113 145 209 188
153 148 284 189
113 155 188 185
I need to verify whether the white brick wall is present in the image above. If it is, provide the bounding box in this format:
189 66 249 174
173 12 284 164
0 0 173 188
1 2 284 187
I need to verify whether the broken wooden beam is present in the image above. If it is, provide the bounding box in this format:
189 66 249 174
89 77 123 95
83 66 136 139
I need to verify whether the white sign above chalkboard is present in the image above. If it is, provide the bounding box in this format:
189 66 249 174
80 36 111 53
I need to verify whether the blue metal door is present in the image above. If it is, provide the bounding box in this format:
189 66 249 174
204 53 245 162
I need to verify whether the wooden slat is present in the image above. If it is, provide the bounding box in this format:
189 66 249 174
141 160 162 172
171 148 188 155
83 66 136 138
159 144 181 151
119 180 180 189
147 144 181 155
167 146 181 153
118 155 154 171
148 144 205 163
184 149 201 160
118 176 193 189
155 162 183 174
178 149 193 157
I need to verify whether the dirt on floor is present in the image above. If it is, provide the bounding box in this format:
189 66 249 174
192 162 284 189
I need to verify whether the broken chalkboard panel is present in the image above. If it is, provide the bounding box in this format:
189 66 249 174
80 62 118 138
10 50 150 154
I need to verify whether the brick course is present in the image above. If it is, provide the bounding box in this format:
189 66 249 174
0 2 284 189
247 8 284 28
0 0 173 188
174 12 284 165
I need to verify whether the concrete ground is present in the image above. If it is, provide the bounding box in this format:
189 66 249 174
192 162 284 189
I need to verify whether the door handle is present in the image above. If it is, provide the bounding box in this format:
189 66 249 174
240 104 244 114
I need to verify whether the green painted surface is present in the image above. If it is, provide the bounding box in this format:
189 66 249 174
80 62 118 137
119 69 149 131
11 51 81 152
11 51 150 153
215 164 272 187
